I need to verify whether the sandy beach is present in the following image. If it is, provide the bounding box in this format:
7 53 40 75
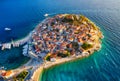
31 36 103 81
31 48 98 81
0 14 103 81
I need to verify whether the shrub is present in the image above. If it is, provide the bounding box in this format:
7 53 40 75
15 70 28 81
81 42 93 50
57 51 70 58
44 54 51 61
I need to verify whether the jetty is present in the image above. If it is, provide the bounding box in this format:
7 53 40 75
0 33 32 50
0 14 104 81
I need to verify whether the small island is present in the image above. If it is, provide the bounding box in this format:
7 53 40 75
0 14 103 81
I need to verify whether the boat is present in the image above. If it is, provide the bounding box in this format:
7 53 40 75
0 66 4 70
4 27 11 31
44 14 49 17
0 42 2 47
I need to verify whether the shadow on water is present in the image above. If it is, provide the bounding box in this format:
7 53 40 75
0 45 30 70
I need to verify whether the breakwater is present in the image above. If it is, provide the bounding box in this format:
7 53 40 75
0 33 32 50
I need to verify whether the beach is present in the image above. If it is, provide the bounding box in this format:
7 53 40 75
31 52 92 81
0 0 120 81
29 14 104 81
31 42 102 81
0 14 104 81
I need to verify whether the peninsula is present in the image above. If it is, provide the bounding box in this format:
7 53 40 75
0 14 103 81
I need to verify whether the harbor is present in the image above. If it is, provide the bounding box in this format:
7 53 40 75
0 13 104 81
0 33 32 51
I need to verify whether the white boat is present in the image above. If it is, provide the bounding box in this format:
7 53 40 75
0 66 4 69
0 43 2 46
4 27 11 31
44 14 49 17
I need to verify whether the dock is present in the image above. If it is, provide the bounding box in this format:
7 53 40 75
0 33 31 50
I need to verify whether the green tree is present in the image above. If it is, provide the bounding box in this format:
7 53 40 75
81 42 93 50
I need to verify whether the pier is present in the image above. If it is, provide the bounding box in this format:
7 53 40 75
0 33 32 50
0 18 49 51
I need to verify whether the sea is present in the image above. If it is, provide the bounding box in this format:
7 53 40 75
0 0 120 81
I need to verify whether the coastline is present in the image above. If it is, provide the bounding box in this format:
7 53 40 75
0 14 104 81
32 42 102 81
0 31 32 50
0 17 49 51
32 52 97 81
31 14 104 81
0 18 50 79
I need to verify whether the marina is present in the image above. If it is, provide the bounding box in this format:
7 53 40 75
0 0 120 81
0 14 104 81
0 33 32 50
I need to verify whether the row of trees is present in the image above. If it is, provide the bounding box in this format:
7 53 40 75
14 70 28 81
81 42 93 50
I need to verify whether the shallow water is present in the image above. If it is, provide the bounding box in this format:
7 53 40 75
0 0 120 80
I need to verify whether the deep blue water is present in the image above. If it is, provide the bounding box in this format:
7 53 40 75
0 45 30 70
0 0 120 80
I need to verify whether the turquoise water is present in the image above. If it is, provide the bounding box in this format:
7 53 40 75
40 0 120 81
40 12 120 80
0 0 120 80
